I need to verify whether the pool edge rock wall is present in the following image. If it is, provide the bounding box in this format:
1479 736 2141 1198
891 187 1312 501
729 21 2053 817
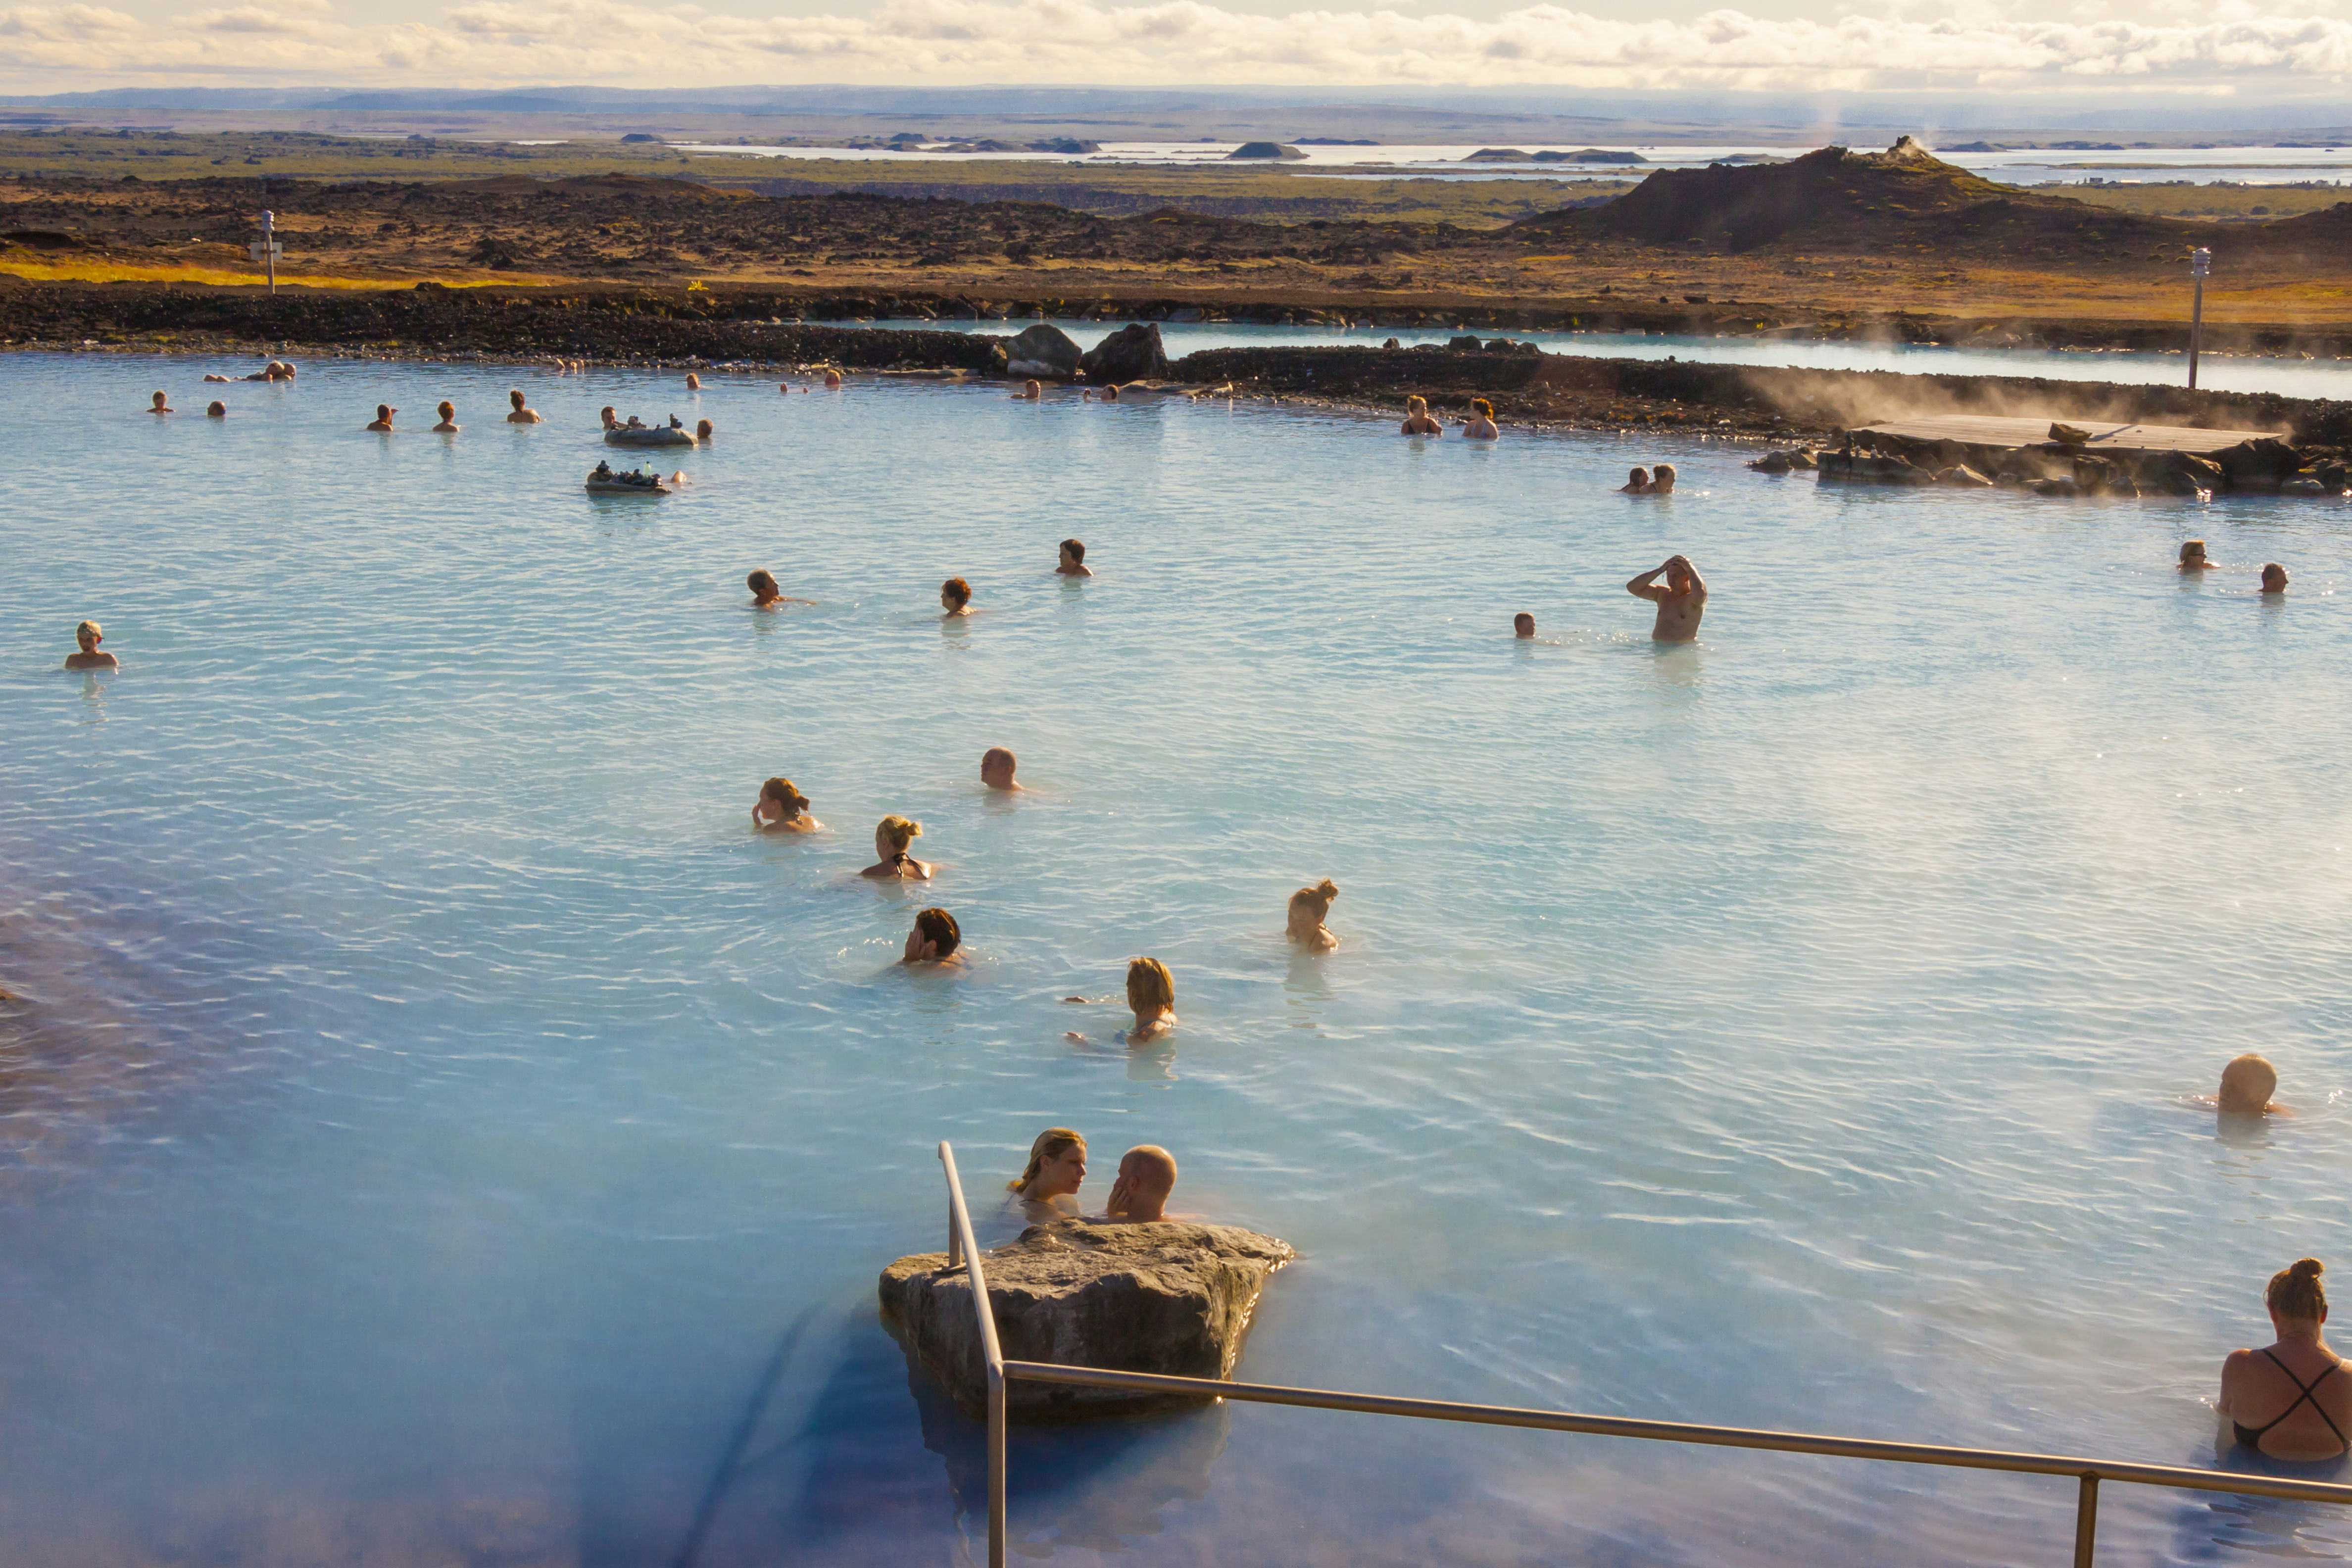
880 1220 1295 1420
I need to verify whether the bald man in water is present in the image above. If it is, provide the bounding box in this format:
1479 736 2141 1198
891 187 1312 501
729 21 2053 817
1104 1145 1178 1224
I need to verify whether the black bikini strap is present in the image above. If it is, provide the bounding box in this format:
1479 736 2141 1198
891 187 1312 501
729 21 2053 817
2259 1350 2351 1444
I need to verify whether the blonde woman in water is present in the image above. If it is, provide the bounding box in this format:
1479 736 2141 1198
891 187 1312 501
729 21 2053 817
861 816 933 879
1286 879 1340 953
1126 958 1177 1041
1008 1127 1087 1224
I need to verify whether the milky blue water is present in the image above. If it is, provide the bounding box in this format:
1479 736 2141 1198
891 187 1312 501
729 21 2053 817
5 352 2352 1568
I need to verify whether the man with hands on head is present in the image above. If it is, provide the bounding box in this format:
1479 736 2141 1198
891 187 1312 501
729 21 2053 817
1627 553 1708 642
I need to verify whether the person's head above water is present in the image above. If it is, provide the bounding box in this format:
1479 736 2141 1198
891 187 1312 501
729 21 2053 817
1469 397 1494 419
824 368 842 388
759 776 809 819
1623 466 1650 491
510 390 528 410
980 746 1020 791
438 400 454 418
1651 463 1678 493
876 815 922 856
1514 612 1535 638
1127 956 1175 1016
747 569 781 604
905 906 961 963
76 620 101 652
2181 539 2210 567
150 390 169 410
2219 1053 2280 1114
206 400 226 418
1008 1127 1087 1196
2267 1257 2328 1330
1107 1145 1178 1223
941 577 972 613
2262 562 2290 593
1406 395 1428 415
696 418 713 441
1060 539 1085 568
1286 879 1339 946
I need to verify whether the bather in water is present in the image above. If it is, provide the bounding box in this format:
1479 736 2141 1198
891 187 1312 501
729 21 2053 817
861 816 933 880
63 620 118 671
1007 1127 1087 1224
2219 1258 2350 1461
1286 879 1340 953
1104 1145 1178 1223
1463 398 1499 440
1399 395 1442 437
902 906 964 967
506 390 543 425
752 777 821 833
2180 539 2217 571
940 577 973 618
433 401 459 433
1124 957 1177 1042
745 569 810 608
980 747 1023 793
1057 539 1092 578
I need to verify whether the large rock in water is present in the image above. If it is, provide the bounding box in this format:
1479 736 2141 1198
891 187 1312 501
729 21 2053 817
1004 322 1082 379
1078 322 1167 385
879 1220 1294 1419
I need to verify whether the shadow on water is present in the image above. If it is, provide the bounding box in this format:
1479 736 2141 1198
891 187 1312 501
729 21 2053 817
2169 1433 2352 1565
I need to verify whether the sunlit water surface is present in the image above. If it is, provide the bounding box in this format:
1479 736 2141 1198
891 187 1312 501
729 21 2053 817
4 354 2351 1568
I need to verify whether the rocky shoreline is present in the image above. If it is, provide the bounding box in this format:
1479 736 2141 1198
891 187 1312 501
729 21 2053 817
6 282 2347 446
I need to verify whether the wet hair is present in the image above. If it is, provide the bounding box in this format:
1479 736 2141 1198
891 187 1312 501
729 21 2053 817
1126 956 1175 1012
438 401 454 418
2268 1258 2328 1323
206 401 226 417
2262 563 2289 590
877 815 922 852
1009 1127 1085 1191
913 906 960 957
2180 539 2208 563
510 389 527 406
1514 612 1535 635
377 404 392 419
941 577 972 607
1060 539 1085 564
747 569 780 597
1470 398 1494 418
1288 878 1339 923
696 419 713 440
1627 467 1650 486
759 776 808 814
1406 395 1428 414
151 390 166 404
1653 463 1678 488
981 745 1016 779
75 620 100 643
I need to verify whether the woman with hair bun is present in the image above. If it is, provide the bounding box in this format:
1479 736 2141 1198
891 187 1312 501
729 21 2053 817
752 777 819 833
1007 1127 1086 1224
1286 879 1340 953
2220 1258 2351 1460
860 815 933 880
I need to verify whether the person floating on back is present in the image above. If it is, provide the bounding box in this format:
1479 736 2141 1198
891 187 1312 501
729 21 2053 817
63 620 118 671
2179 539 2216 571
1008 1128 1087 1225
433 401 460 433
1628 554 1707 642
2214 1053 2285 1116
148 391 173 415
506 390 542 425
1514 612 1536 639
2262 563 2290 594
1104 1145 1178 1223
903 906 964 966
861 816 932 880
1286 879 1340 953
981 747 1023 792
1057 539 1092 578
1126 957 1177 1042
940 577 973 618
1400 395 1443 436
752 777 821 833
1463 397 1499 440
367 404 395 432
1620 466 1650 493
2219 1258 2350 1461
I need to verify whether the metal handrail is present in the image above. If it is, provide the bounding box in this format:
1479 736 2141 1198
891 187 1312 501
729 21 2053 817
936 1143 2352 1568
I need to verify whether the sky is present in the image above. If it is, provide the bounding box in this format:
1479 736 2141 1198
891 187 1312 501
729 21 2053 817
3 0 2352 99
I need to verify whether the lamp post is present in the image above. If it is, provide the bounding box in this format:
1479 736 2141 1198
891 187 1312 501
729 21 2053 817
249 209 281 296
2188 246 2210 390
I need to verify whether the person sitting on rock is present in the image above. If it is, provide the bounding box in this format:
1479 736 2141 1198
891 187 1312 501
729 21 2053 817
1463 397 1500 440
2262 563 2290 594
1620 466 1650 493
506 390 543 425
941 577 974 617
433 400 460 434
1057 539 1092 578
366 404 395 432
1008 1127 1087 1224
1400 395 1443 437
1125 957 1177 1042
903 906 964 967
206 401 227 418
63 620 118 671
753 777 820 833
981 746 1023 792
1104 1145 1178 1224
2212 1053 2286 1116
1650 463 1678 494
861 816 932 880
1628 554 1707 642
148 391 173 415
1286 879 1340 953
2180 539 2217 571
1514 612 1536 639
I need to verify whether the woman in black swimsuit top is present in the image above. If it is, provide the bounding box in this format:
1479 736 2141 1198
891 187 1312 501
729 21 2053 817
2220 1258 2351 1461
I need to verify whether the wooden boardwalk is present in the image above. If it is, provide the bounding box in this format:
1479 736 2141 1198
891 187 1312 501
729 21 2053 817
1853 414 2280 453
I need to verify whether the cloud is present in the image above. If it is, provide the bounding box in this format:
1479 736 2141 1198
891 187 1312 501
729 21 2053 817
3 0 2352 90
